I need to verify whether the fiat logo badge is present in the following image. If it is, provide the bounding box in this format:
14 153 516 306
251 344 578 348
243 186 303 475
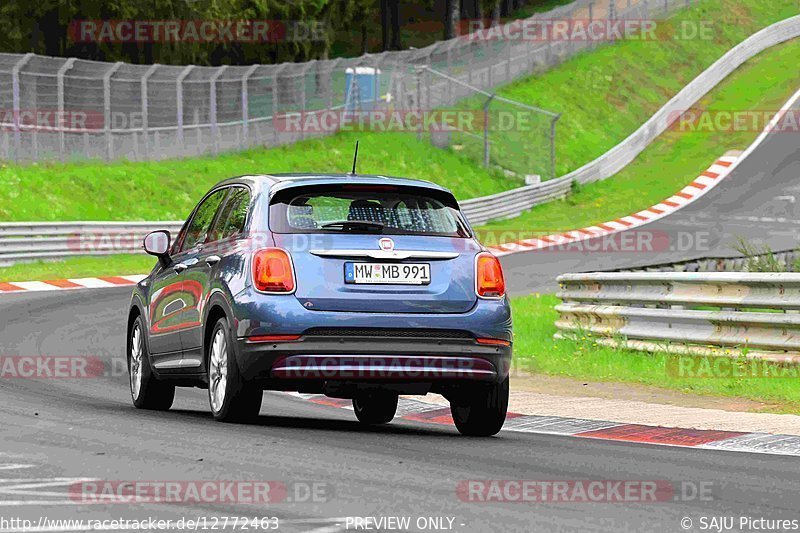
379 238 394 251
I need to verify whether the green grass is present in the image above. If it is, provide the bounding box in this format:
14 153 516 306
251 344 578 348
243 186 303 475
0 132 521 222
0 255 157 282
479 36 800 238
512 294 800 411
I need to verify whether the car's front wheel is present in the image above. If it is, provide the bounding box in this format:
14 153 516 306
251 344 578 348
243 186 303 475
207 316 262 422
353 391 398 425
450 377 509 436
128 315 175 410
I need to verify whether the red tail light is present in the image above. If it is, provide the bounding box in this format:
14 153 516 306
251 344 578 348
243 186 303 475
253 248 295 293
476 252 506 298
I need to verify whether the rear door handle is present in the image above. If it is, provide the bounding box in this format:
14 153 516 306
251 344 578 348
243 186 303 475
205 255 221 266
173 263 188 273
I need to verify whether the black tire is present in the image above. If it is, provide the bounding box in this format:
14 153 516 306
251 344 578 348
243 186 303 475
450 377 509 436
207 316 262 422
352 391 398 425
128 315 175 411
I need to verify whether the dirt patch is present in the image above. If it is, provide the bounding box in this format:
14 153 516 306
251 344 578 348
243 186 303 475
511 372 783 413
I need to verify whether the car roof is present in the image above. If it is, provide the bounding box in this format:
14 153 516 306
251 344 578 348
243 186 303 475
212 173 453 196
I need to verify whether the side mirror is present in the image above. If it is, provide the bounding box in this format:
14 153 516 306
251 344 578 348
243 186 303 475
143 230 172 267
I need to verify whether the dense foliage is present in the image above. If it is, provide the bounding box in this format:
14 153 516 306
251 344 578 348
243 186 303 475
0 0 545 65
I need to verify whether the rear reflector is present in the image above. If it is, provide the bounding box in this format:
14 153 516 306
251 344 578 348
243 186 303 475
476 338 511 346
247 334 301 343
253 248 296 293
476 252 506 298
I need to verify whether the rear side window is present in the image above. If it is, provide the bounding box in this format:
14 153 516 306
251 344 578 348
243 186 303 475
180 188 228 252
269 186 470 237
210 187 250 241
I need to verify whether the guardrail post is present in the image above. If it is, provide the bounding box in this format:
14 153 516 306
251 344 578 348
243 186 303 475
483 94 495 167
241 64 259 146
56 58 76 161
209 65 228 154
103 62 123 162
141 64 159 160
176 65 194 150
11 53 33 162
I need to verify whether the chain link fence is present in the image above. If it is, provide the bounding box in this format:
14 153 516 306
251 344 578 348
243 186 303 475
0 0 692 175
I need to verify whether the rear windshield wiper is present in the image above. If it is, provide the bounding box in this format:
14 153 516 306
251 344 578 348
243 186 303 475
321 220 385 232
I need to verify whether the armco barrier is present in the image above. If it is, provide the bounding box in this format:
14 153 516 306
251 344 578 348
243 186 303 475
0 221 182 264
461 15 800 225
556 272 800 361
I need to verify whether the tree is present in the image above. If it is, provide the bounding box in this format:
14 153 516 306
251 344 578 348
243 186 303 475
444 0 460 39
380 0 401 50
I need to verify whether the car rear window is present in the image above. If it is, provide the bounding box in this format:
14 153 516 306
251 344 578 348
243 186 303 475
269 185 471 237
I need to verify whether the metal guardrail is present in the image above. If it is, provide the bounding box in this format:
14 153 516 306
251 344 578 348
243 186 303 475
556 272 800 361
461 15 800 225
611 249 800 274
0 221 183 264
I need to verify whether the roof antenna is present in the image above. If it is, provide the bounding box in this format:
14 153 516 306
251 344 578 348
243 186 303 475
349 141 359 176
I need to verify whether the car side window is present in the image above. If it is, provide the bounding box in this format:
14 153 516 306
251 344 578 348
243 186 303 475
180 188 228 252
211 187 251 242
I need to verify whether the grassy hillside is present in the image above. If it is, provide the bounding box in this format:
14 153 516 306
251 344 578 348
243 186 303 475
479 36 800 237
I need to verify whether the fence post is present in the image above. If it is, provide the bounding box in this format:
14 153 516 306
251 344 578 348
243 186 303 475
609 0 617 43
505 36 512 82
415 67 423 141
550 113 561 181
483 94 495 168
325 58 342 111
272 64 287 145
56 58 76 161
141 63 159 160
11 53 33 162
103 62 123 161
241 64 259 146
209 65 228 154
298 62 312 141
176 65 194 150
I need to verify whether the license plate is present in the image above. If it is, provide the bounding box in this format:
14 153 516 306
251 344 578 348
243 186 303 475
345 262 431 285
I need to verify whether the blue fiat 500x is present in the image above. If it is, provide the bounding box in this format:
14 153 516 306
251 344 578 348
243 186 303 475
128 173 512 436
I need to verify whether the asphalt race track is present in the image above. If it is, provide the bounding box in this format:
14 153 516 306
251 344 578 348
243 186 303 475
502 98 800 295
0 287 798 532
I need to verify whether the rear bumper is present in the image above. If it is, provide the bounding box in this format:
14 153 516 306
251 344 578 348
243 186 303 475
234 335 512 387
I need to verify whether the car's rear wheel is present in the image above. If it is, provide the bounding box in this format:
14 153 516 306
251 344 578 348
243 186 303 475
450 377 509 436
128 315 175 410
353 391 398 425
207 317 262 422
